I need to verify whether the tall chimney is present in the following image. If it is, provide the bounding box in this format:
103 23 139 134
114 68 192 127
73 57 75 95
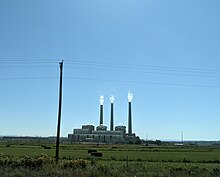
100 104 103 125
110 103 114 131
99 96 104 125
128 102 132 135
127 92 133 135
109 95 115 131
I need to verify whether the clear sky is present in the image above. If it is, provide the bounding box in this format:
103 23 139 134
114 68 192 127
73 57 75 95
0 0 220 141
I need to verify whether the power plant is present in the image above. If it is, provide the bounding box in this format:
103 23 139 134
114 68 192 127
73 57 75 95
68 92 140 144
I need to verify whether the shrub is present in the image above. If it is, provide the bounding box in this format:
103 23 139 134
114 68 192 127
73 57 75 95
91 152 102 157
88 149 97 153
62 159 88 169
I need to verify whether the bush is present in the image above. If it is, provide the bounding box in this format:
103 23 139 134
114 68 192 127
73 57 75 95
91 152 102 157
0 154 53 169
62 159 88 169
88 149 97 153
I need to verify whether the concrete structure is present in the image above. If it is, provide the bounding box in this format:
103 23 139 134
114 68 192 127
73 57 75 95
68 124 126 143
68 93 140 144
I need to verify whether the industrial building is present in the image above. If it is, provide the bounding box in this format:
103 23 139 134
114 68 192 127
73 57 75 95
68 93 140 144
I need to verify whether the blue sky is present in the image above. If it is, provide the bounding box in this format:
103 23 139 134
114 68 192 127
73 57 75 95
0 0 220 140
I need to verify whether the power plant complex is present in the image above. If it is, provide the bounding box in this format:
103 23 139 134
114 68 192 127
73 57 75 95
68 92 140 144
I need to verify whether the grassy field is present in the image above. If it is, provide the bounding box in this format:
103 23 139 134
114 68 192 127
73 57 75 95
1 143 220 162
1 142 220 176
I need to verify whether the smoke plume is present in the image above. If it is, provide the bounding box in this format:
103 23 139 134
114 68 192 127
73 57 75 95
109 95 115 103
100 95 104 105
127 92 133 102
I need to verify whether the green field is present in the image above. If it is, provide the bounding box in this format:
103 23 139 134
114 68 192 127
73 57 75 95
1 143 220 163
1 142 220 176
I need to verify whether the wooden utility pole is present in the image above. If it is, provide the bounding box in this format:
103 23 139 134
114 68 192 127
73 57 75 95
55 60 63 163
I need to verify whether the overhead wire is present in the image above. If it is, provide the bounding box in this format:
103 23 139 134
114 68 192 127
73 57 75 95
0 61 58 81
2 59 220 75
65 59 220 75
64 76 220 89
65 60 220 89
0 65 57 68
2 58 220 74
66 65 220 79
0 59 220 88
0 77 58 81
0 59 58 63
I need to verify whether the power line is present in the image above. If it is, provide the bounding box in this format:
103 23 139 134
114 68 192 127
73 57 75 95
1 59 220 75
65 59 220 74
0 60 58 69
0 77 57 81
1 58 220 74
1 59 220 82
0 60 58 63
0 65 57 68
65 60 220 80
66 65 220 80
64 76 220 89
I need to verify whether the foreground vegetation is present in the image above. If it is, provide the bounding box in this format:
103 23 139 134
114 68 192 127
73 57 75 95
1 142 220 176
